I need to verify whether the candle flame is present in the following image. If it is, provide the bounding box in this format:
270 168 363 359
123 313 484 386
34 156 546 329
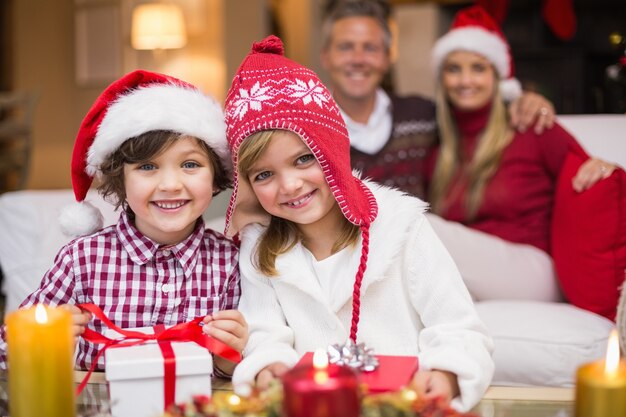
314 369 329 384
604 329 620 377
34 304 48 324
227 394 241 406
313 348 329 370
402 388 418 402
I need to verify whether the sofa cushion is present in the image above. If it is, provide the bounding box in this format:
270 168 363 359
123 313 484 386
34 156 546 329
476 300 613 387
551 152 626 320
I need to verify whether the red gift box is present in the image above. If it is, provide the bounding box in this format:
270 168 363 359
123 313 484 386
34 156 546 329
297 352 419 393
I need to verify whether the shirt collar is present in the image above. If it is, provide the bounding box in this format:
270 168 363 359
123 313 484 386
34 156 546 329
116 211 205 274
341 88 393 154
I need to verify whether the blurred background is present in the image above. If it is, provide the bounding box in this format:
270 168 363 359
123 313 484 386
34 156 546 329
0 0 624 192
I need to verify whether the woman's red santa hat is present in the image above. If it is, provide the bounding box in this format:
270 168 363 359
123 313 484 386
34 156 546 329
60 69 229 237
431 5 522 102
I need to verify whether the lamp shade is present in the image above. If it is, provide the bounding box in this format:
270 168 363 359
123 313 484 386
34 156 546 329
131 3 187 50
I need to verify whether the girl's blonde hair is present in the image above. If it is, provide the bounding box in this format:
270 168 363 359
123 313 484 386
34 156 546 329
429 67 513 219
237 130 360 276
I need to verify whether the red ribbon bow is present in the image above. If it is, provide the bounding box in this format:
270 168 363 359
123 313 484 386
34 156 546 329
75 303 241 410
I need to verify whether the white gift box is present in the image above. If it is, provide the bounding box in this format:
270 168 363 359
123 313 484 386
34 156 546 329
104 326 213 417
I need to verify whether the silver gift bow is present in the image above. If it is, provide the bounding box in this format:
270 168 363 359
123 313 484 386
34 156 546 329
327 340 379 372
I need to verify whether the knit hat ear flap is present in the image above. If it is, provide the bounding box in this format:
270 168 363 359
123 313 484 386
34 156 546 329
60 69 228 237
432 5 522 102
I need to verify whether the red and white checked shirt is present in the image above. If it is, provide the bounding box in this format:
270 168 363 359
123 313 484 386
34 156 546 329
0 211 240 371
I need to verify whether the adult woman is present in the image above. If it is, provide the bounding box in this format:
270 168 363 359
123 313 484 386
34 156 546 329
425 6 617 302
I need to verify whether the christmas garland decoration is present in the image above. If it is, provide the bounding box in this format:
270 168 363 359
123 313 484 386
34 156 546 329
163 382 477 417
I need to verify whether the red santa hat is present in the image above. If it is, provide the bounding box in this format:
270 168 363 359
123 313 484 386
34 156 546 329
60 69 229 237
224 35 378 342
432 5 522 101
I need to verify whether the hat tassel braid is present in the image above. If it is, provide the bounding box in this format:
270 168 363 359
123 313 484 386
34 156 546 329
349 224 371 343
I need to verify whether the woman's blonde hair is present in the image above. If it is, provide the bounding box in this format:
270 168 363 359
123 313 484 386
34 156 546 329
429 66 513 219
237 130 360 276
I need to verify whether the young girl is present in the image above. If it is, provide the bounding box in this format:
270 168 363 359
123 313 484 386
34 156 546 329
0 70 247 375
223 36 493 412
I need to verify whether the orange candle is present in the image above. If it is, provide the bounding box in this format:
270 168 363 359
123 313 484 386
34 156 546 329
576 329 626 417
6 304 76 417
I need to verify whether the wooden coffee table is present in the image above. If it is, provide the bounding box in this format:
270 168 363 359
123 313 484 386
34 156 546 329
474 386 574 416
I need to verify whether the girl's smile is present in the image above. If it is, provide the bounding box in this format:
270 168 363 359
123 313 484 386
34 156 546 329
282 190 316 208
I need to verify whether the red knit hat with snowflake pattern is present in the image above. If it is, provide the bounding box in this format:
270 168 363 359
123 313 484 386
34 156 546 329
224 35 378 342
60 69 229 237
432 5 522 101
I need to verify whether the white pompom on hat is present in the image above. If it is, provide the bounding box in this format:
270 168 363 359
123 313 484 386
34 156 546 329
432 5 522 102
60 69 229 237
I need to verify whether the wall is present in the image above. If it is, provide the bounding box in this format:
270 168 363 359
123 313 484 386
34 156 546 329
14 0 103 190
392 3 441 99
12 0 444 190
271 0 322 76
124 0 230 101
14 0 266 190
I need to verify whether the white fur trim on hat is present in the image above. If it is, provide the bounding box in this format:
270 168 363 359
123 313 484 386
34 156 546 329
432 27 509 78
86 84 229 176
59 200 104 237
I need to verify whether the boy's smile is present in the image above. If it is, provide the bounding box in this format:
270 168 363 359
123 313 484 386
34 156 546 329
124 136 215 245
153 200 188 210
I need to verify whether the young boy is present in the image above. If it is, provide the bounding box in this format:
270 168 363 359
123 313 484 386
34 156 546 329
0 70 246 376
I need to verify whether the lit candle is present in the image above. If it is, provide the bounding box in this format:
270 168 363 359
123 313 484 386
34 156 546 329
282 348 360 417
576 329 626 417
6 304 76 417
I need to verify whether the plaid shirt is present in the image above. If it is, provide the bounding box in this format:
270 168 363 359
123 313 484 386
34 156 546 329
0 211 240 371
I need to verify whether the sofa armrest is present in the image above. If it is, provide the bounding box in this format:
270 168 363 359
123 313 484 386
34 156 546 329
0 190 120 313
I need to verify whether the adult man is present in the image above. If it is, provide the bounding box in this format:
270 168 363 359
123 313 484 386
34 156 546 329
320 0 555 199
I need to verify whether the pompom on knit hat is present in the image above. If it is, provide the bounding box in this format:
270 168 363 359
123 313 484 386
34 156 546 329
224 35 378 342
60 69 229 237
432 5 522 102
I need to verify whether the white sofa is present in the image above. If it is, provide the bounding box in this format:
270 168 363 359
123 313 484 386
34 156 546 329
0 114 624 387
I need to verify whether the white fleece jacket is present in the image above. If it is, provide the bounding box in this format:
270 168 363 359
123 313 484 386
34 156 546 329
233 182 494 411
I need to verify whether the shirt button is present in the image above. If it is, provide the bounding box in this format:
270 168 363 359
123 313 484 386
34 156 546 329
162 249 171 256
162 284 174 293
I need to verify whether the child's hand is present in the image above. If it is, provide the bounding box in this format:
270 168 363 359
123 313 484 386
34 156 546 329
256 362 290 389
202 309 248 353
202 310 248 377
59 304 92 343
411 369 460 406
